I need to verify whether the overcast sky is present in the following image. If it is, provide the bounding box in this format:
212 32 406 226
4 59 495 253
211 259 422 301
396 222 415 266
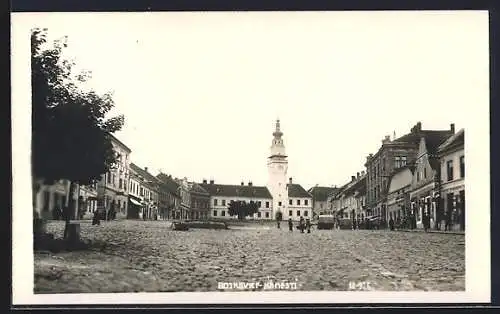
23 11 488 189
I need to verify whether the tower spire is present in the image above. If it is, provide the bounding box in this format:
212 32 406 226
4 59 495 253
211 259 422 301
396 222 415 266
273 119 283 138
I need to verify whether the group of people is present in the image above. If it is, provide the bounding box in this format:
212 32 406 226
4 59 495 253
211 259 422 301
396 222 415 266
287 216 311 233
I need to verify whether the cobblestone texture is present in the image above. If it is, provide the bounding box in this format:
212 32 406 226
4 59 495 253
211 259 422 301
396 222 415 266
34 220 465 293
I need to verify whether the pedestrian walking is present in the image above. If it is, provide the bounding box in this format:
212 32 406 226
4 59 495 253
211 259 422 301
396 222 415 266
445 210 451 231
389 216 394 231
306 218 311 233
92 210 100 225
62 205 71 239
299 216 305 233
288 218 293 232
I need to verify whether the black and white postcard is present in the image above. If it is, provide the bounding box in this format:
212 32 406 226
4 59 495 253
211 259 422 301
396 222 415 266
11 10 490 305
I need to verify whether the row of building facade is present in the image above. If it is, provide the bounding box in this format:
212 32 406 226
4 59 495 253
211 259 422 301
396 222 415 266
34 121 315 222
308 122 465 231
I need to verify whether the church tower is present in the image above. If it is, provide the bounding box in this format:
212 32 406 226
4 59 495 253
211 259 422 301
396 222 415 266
267 119 288 220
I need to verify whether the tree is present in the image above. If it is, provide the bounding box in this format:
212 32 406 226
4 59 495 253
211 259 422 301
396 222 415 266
227 201 259 220
31 28 124 239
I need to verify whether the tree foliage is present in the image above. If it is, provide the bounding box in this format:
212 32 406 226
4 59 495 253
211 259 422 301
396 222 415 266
31 28 124 188
227 201 259 220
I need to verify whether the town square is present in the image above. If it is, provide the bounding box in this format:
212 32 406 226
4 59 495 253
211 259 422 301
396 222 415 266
35 220 465 293
13 11 489 300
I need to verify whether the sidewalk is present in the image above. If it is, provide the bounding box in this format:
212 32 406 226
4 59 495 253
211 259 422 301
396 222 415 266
395 228 464 235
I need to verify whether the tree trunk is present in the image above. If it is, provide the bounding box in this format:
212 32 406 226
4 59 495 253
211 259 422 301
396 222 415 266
33 180 47 236
63 181 80 242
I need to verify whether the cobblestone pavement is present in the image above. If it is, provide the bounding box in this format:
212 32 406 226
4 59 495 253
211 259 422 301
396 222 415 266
34 220 465 293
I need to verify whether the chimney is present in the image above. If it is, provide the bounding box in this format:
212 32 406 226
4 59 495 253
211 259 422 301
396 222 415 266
450 123 455 133
361 170 365 176
351 176 356 182
289 177 293 184
202 179 207 184
210 180 214 185
241 181 244 186
357 172 360 179
382 135 391 145
248 181 253 186
144 167 148 172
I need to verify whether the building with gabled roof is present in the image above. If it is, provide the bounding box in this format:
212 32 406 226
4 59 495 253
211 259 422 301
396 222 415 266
437 128 465 231
128 163 159 219
364 121 456 221
308 185 339 217
156 173 182 220
409 127 455 230
188 182 210 220
286 178 313 220
329 172 366 222
199 180 274 220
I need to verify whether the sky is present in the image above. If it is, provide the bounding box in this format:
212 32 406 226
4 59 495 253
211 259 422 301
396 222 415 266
22 11 488 189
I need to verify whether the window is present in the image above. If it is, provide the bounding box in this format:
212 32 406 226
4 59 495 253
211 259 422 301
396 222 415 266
265 212 269 218
214 199 218 206
460 156 465 178
447 160 454 181
402 156 407 166
119 178 122 189
304 210 308 217
320 203 323 209
124 181 127 192
417 171 420 182
258 212 262 218
297 199 301 205
289 199 293 205
423 167 427 179
289 210 293 216
107 173 111 184
257 201 262 207
266 201 269 208
395 156 407 168
278 201 282 206
221 210 226 217
213 210 217 216
297 210 301 216
305 199 308 206
222 199 226 206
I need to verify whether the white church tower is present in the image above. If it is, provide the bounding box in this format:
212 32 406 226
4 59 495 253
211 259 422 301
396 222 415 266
267 119 288 220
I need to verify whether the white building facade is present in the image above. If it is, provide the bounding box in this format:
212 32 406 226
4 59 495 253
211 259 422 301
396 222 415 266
267 119 289 220
438 129 465 231
200 181 274 220
96 134 131 219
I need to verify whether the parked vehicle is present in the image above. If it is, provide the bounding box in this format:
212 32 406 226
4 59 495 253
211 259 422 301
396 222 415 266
338 218 353 230
366 215 382 230
317 215 335 230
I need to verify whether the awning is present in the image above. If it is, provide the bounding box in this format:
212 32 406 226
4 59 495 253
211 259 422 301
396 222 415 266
129 198 142 206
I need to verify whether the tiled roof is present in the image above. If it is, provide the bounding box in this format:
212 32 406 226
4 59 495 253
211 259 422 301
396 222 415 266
156 173 181 197
438 129 464 153
129 163 158 186
200 183 273 199
189 182 210 196
287 184 313 198
308 186 339 202
423 131 455 155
